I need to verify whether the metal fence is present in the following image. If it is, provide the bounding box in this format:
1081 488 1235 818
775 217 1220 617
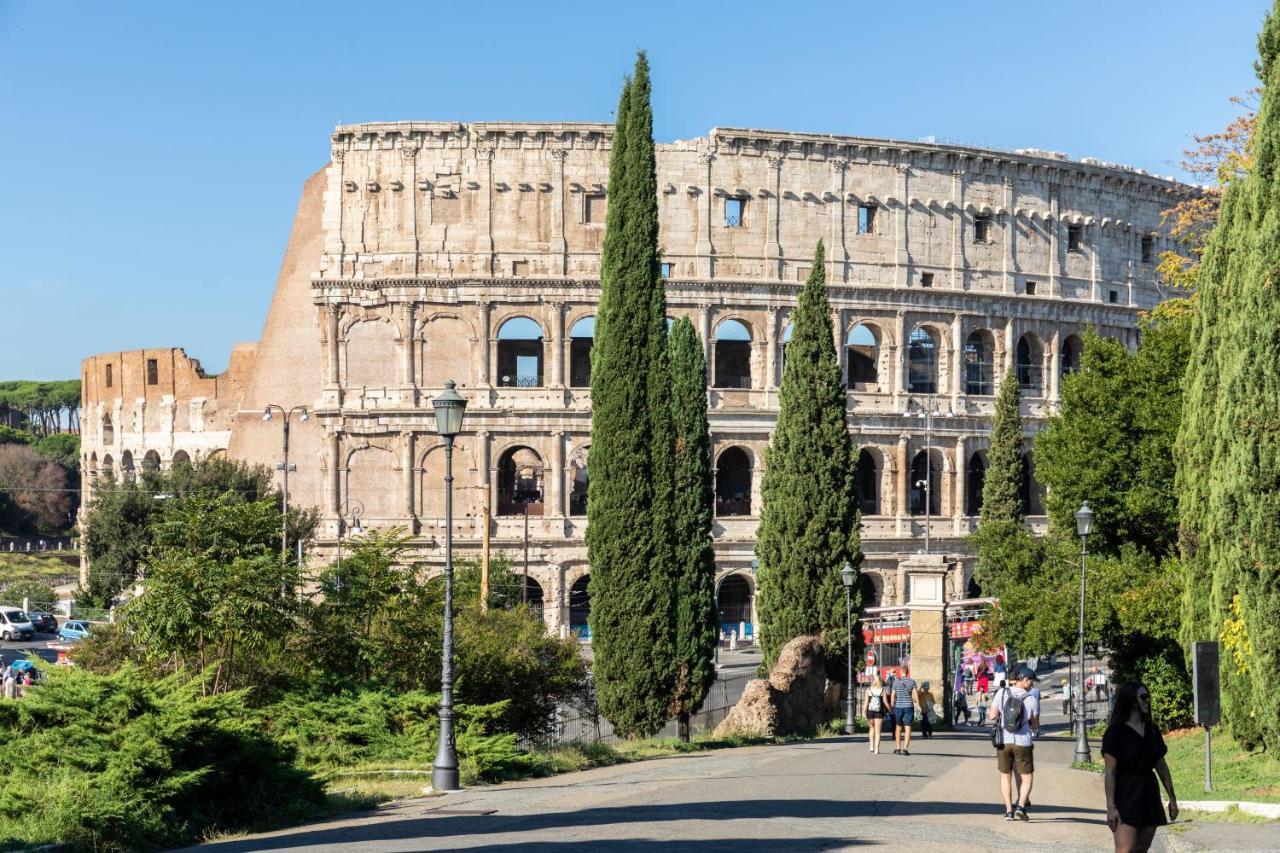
545 668 757 746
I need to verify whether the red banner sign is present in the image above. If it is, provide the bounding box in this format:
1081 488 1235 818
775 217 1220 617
949 620 984 639
862 625 911 644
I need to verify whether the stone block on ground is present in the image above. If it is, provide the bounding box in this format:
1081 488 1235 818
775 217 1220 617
713 635 827 738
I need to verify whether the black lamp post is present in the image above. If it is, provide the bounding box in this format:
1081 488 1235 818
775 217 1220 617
262 404 309 563
1074 500 1095 765
431 380 467 792
841 562 858 735
335 499 363 591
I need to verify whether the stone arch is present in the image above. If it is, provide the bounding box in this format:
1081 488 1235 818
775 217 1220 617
345 444 399 521
171 450 191 468
909 448 944 516
417 440 478 523
855 447 881 516
846 322 880 390
1060 333 1084 378
569 574 592 638
1017 333 1046 396
142 450 161 473
420 312 475 389
523 576 545 620
88 452 98 479
778 320 794 381
497 445 545 516
568 315 595 388
713 318 753 389
964 329 996 396
343 316 399 388
120 450 135 481
716 573 755 640
496 316 545 388
907 324 941 394
101 414 114 446
101 453 113 477
714 445 753 516
966 451 987 516
568 443 589 517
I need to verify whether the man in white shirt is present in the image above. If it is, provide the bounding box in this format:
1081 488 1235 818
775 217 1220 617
987 665 1040 821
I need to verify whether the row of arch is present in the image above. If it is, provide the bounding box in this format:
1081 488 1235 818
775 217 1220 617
533 572 756 639
86 449 194 478
482 314 1084 396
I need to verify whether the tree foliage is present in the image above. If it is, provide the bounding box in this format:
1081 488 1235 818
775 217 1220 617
668 316 717 739
755 242 860 671
0 443 72 535
971 369 1031 598
0 380 80 436
586 52 677 737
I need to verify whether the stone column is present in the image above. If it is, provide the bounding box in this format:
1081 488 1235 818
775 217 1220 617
830 159 849 281
950 314 964 408
1048 186 1061 297
765 306 780 389
700 304 714 385
1002 177 1016 293
477 302 492 387
1004 320 1016 377
902 552 956 699
895 433 910 534
766 156 784 279
402 431 415 520
404 145 420 276
550 148 569 275
892 311 907 404
1047 329 1061 405
327 306 341 386
479 145 496 276
697 153 716 278
549 301 566 387
401 303 416 389
950 169 966 290
954 435 967 534
329 431 342 515
480 430 494 508
550 431 565 517
1090 224 1101 302
894 164 910 288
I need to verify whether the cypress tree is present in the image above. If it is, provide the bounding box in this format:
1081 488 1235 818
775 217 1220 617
755 242 861 671
586 53 677 738
1178 5 1280 751
972 369 1033 597
668 316 718 741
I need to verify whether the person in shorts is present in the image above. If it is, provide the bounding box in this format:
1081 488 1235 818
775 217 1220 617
890 667 920 755
988 665 1040 821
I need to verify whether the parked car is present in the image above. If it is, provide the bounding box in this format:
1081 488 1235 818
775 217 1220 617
58 620 91 642
27 611 57 633
0 607 34 641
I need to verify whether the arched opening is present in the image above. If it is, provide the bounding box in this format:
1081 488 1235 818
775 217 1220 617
523 576 544 621
418 442 475 524
713 319 752 389
855 449 880 515
779 322 793 381
847 323 879 390
908 326 939 394
569 447 589 517
966 452 987 516
420 315 473 389
1020 452 1044 515
964 330 995 396
88 452 98 479
120 450 135 481
101 415 114 446
101 454 113 477
171 450 191 468
497 446 544 516
1017 334 1045 396
142 450 161 473
568 316 595 388
1060 334 1084 378
714 446 752 516
345 319 398 388
717 574 754 641
346 446 398 519
909 449 942 516
569 575 591 638
497 317 544 388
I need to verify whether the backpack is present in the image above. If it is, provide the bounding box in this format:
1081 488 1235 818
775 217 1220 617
999 688 1027 734
868 690 882 712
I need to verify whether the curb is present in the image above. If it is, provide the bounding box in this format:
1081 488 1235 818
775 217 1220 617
1175 799 1280 819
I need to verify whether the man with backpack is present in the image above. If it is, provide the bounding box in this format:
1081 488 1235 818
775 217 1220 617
890 667 920 755
988 665 1040 821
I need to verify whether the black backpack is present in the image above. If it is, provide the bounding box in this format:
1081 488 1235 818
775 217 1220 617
990 688 1026 747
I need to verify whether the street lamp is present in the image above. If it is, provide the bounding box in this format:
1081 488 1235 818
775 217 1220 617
1074 500 1095 765
905 395 953 554
335 499 363 591
431 380 467 792
262 404 309 563
841 562 858 736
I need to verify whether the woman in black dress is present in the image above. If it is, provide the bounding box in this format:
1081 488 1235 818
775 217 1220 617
1102 681 1179 853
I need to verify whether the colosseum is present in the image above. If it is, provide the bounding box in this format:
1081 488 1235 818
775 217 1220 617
81 120 1185 641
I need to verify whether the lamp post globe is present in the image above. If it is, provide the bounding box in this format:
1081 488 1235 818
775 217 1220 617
432 380 467 792
1073 500 1094 765
841 562 857 735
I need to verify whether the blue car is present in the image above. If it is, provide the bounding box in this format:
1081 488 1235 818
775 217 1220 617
58 620 91 641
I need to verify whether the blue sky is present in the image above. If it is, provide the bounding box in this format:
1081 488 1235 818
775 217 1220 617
0 0 1271 380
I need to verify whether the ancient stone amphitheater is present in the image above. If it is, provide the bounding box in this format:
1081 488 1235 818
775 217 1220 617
80 121 1186 638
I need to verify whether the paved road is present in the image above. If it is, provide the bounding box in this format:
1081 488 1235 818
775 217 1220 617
0 634 61 668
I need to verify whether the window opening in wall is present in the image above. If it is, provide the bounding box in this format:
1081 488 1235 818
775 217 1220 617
146 359 158 386
524 577 545 621
725 197 746 227
142 450 161 473
966 453 987 516
1016 334 1044 395
102 415 113 446
964 330 994 396
1060 334 1084 377
661 262 674 278
715 447 753 516
569 575 591 638
920 272 934 288
713 319 752 389
907 326 938 394
857 205 876 234
584 193 606 224
717 574 754 639
511 260 529 276
569 317 595 388
105 364 113 388
1067 223 1083 252
569 449 589 516
1109 290 1119 304
497 446 544 516
780 322 793 379
846 323 878 389
496 317 544 388
795 265 811 281
909 450 942 516
1025 280 1038 296
1141 235 1154 263
855 449 880 515
973 213 992 243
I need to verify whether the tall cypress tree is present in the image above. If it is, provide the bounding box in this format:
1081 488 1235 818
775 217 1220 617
1178 4 1280 752
972 369 1033 597
755 242 860 671
668 316 717 741
586 53 676 738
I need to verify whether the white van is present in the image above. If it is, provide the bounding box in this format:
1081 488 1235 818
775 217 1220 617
0 607 35 641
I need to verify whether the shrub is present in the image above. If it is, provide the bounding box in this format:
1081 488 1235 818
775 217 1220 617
0 579 57 609
1138 646 1194 732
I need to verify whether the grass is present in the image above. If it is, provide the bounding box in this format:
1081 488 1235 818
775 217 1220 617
1178 805 1279 826
0 552 79 588
1164 727 1280 805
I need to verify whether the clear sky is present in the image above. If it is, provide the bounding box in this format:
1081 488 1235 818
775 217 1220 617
1 0 1271 380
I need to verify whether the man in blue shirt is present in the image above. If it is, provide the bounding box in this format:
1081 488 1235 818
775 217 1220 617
890 667 920 755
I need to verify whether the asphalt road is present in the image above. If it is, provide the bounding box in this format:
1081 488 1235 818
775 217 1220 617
1 634 63 668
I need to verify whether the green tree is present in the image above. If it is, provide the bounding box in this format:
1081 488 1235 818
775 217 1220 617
971 369 1035 599
755 242 860 671
1178 3 1280 751
586 52 677 737
668 316 717 740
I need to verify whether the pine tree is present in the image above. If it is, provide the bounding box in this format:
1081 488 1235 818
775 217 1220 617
586 53 677 738
972 369 1034 597
668 316 718 741
755 242 861 671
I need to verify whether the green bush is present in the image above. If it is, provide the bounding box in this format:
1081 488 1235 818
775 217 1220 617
0 579 56 608
0 665 323 852
1137 646 1194 731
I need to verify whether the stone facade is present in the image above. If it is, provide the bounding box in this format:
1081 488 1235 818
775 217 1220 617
81 121 1188 638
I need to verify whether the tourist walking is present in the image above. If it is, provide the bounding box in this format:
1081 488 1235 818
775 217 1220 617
917 681 936 739
1094 665 1110 703
861 675 887 754
2 668 15 700
890 667 919 755
1103 681 1178 853
953 682 971 725
989 665 1039 821
1061 678 1072 717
